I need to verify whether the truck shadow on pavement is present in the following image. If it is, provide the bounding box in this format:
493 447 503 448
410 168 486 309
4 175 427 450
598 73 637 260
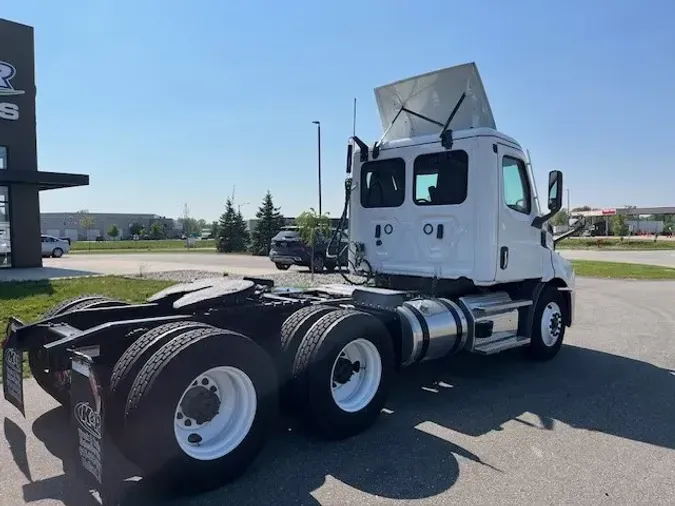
9 343 675 506
0 267 98 285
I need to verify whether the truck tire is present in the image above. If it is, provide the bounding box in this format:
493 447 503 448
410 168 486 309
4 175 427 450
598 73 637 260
28 295 127 405
107 320 214 439
122 326 278 495
41 294 110 319
527 285 566 361
290 309 395 440
278 304 338 406
280 304 337 354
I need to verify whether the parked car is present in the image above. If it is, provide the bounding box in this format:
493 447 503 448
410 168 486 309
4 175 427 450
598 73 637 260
269 226 348 272
0 237 10 266
41 234 70 258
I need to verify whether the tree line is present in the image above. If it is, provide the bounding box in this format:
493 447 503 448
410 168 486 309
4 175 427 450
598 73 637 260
73 190 301 255
214 191 335 257
215 190 286 255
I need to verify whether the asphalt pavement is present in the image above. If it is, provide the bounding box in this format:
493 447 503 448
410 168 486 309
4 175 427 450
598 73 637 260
0 248 667 283
560 249 675 268
1 276 674 505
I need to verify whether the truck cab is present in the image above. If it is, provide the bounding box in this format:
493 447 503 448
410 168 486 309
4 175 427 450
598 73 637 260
347 62 574 293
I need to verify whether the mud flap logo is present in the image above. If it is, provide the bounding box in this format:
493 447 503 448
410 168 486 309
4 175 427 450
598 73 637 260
5 346 21 369
2 347 25 414
74 401 102 439
0 61 23 121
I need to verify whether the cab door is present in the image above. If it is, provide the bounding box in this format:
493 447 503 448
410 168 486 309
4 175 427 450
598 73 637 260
411 148 474 279
355 157 408 274
495 147 544 282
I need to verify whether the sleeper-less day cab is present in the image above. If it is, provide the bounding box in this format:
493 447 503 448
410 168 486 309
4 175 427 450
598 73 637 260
3 62 574 499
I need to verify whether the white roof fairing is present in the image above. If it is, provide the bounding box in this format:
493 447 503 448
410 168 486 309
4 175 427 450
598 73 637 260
374 62 496 143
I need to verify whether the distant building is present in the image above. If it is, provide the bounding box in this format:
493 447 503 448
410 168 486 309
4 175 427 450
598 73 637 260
572 206 674 236
40 212 177 241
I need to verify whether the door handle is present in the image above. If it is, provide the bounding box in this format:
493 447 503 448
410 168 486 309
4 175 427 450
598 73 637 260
375 225 381 238
436 224 444 239
500 246 509 269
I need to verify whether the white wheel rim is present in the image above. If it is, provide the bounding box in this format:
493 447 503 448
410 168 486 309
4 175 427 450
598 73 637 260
173 366 257 461
541 302 563 347
330 338 382 413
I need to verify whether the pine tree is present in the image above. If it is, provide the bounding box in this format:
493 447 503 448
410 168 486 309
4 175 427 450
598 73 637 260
217 199 250 253
232 209 249 252
216 199 237 253
249 191 286 255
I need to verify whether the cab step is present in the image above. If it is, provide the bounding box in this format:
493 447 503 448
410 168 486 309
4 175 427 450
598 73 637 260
472 299 532 316
472 334 530 355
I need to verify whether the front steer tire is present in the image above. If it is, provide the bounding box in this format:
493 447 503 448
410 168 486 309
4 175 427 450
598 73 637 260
290 309 395 440
122 326 278 495
527 285 567 361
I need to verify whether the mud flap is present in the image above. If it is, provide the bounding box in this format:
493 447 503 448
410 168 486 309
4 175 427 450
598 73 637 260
3 317 26 416
69 349 112 505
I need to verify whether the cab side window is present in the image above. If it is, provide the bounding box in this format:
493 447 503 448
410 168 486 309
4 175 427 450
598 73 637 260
502 156 531 214
360 158 405 208
413 150 468 206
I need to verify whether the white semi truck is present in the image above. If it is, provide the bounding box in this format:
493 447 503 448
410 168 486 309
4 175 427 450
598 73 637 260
3 62 574 499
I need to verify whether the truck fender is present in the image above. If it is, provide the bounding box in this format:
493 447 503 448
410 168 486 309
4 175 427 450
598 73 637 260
524 279 572 336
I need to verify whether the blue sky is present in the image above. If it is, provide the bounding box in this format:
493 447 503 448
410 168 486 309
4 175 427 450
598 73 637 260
5 0 674 222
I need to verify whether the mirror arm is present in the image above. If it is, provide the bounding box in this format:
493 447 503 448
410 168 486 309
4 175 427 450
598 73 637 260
532 209 557 229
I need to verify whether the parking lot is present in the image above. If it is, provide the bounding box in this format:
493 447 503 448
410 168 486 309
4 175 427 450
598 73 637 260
0 249 670 284
1 275 674 505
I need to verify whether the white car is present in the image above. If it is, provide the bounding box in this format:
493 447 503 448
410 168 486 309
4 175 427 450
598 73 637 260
41 234 70 258
0 238 9 266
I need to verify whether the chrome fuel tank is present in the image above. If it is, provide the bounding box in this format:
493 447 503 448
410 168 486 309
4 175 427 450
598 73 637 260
396 298 468 367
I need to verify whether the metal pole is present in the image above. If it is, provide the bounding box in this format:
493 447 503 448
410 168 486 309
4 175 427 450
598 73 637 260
318 123 322 215
312 120 322 215
566 189 570 212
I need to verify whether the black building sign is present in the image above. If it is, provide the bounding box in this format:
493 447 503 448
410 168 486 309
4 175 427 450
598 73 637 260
0 18 89 268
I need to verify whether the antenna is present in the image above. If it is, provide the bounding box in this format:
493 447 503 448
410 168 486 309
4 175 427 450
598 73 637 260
352 97 357 137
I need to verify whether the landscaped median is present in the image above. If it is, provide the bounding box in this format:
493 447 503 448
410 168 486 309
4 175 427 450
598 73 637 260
2 260 674 380
570 260 675 280
70 238 217 253
68 237 675 253
556 237 675 250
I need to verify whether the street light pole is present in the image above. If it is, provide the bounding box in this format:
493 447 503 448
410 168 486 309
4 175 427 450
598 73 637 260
312 120 322 215
566 189 570 212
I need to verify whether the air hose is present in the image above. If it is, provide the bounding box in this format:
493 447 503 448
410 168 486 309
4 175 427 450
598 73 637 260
325 178 373 285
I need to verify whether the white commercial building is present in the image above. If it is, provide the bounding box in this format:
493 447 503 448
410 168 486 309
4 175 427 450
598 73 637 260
40 212 177 241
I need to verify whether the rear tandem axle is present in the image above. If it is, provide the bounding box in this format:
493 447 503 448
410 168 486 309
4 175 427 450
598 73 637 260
2 275 568 499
